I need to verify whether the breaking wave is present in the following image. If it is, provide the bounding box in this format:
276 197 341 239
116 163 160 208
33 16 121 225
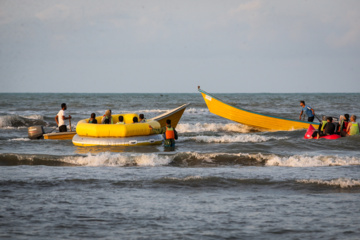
176 122 258 133
181 134 288 143
297 178 360 188
62 152 172 167
0 115 45 128
265 155 360 167
1 152 359 168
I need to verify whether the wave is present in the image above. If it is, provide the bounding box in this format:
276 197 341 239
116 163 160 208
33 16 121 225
176 122 258 133
2 152 359 168
0 152 173 167
0 115 46 128
297 178 360 188
2 176 358 192
180 134 288 143
265 155 360 167
7 138 31 141
62 152 172 167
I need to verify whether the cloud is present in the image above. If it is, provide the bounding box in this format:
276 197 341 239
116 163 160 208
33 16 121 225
230 0 261 14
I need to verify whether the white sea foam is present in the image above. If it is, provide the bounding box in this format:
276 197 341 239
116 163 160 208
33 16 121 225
174 152 267 163
184 108 209 115
266 155 360 167
181 134 288 143
176 122 255 133
62 152 172 167
20 114 44 120
164 176 203 181
8 138 30 141
297 178 360 188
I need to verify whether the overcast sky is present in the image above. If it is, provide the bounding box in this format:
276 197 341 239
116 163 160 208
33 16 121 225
1 0 359 93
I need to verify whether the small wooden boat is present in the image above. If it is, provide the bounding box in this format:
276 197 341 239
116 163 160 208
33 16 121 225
43 131 76 140
28 125 76 140
198 87 319 131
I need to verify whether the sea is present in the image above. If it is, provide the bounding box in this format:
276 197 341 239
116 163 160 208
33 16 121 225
0 92 359 240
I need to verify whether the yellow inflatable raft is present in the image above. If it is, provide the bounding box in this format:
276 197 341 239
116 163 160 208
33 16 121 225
72 113 163 146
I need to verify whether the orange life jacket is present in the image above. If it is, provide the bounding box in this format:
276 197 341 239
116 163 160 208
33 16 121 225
165 127 175 140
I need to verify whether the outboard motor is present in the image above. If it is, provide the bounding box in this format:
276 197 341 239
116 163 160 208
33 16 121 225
28 126 45 139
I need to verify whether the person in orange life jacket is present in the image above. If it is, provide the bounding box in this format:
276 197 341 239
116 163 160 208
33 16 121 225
299 101 315 122
150 119 178 147
311 116 335 139
55 103 72 132
346 115 359 136
101 109 113 124
89 113 97 124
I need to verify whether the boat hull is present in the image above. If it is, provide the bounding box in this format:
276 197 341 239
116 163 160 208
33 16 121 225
151 103 190 128
199 89 319 131
43 131 76 140
72 134 163 146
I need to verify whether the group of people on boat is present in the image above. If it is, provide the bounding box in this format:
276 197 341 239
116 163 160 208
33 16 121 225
310 114 359 139
298 100 359 139
85 108 179 148
88 110 147 125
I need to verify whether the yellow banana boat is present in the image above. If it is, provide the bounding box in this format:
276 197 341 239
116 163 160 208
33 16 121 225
73 113 163 146
199 87 319 131
73 103 190 146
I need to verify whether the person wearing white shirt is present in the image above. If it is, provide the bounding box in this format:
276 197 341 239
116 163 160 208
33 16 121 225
55 103 72 132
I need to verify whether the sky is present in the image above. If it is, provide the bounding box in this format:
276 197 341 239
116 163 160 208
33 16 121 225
1 0 360 93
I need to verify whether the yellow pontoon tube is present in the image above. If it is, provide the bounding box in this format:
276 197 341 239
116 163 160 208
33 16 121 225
73 113 163 146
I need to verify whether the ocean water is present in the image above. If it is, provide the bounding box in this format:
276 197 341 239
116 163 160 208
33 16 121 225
1 92 360 239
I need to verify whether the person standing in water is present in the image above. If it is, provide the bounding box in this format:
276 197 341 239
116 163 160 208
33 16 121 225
151 119 178 149
55 103 72 132
299 101 315 122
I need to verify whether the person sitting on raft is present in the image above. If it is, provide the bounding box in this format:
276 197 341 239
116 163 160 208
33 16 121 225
346 115 359 136
89 113 97 124
338 114 349 137
116 116 125 124
139 114 146 123
101 110 113 124
311 116 335 139
133 116 139 123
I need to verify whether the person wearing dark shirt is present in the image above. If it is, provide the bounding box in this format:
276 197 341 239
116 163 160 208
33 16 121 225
311 116 335 139
89 113 98 124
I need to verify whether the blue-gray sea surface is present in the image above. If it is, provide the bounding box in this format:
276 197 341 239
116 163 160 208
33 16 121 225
1 92 360 239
